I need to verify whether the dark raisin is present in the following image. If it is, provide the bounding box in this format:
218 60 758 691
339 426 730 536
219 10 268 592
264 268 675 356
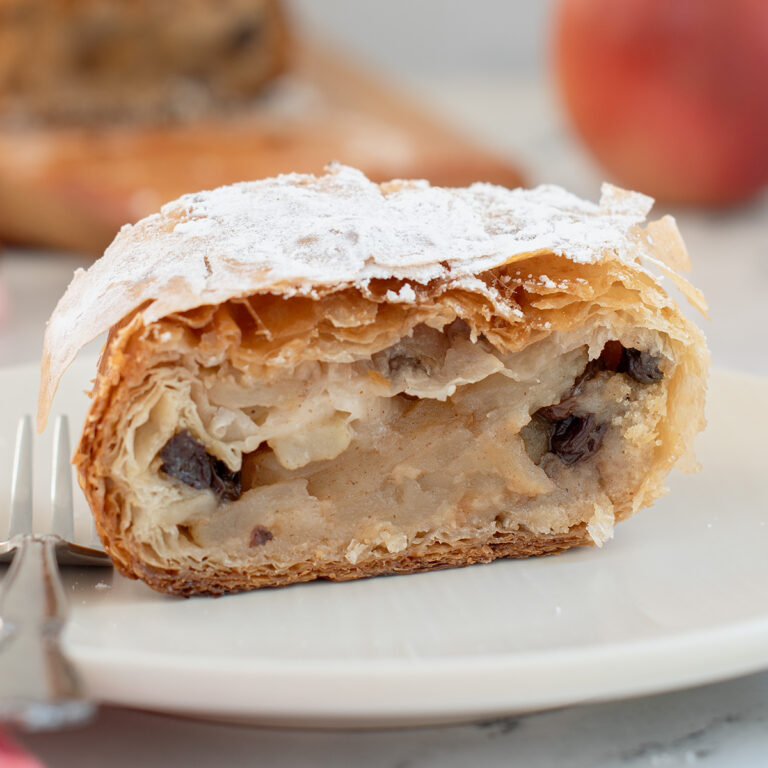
599 340 624 371
537 398 577 421
250 525 274 547
159 431 212 490
159 431 242 502
620 348 664 383
549 414 607 466
210 459 242 502
535 342 661 464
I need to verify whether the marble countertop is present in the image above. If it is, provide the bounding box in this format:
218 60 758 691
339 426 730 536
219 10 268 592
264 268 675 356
2 77 768 767
16 672 768 768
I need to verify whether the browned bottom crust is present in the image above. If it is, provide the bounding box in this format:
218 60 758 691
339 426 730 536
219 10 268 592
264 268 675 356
112 525 591 597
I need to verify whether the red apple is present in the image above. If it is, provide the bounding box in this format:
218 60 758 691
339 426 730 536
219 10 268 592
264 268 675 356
554 0 768 205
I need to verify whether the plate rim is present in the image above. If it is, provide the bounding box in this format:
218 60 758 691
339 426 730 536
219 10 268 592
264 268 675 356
70 615 768 724
2 361 767 725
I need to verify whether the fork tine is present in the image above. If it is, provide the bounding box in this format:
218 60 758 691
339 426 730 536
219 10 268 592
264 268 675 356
50 415 74 542
8 415 33 539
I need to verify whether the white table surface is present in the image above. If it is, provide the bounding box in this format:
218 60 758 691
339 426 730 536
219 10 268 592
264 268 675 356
3 77 768 767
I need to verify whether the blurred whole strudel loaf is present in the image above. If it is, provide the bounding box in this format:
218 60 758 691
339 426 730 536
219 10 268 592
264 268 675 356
0 0 289 123
0 35 524 254
39 165 708 595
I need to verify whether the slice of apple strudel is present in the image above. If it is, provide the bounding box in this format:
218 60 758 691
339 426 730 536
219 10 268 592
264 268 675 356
39 164 708 595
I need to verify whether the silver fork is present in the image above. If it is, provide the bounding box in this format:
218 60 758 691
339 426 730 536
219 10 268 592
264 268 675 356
0 415 111 730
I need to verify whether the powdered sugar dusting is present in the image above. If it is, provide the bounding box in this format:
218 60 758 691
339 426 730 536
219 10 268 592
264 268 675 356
172 217 217 237
538 275 557 289
385 284 417 303
38 164 681 427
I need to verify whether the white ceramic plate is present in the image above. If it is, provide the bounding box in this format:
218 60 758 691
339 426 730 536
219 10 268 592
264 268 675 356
1 360 767 727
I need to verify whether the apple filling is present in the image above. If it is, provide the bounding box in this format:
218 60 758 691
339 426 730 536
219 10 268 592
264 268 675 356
125 319 670 571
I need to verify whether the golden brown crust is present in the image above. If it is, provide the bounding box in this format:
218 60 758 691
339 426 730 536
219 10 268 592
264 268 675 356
128 530 592 597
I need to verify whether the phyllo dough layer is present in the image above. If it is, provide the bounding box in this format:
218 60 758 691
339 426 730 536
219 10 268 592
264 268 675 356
39 165 708 595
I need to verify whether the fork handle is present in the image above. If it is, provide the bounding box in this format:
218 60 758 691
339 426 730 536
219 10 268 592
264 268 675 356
0 535 95 730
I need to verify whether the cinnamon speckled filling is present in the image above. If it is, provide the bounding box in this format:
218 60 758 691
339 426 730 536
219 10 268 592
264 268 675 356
140 320 669 571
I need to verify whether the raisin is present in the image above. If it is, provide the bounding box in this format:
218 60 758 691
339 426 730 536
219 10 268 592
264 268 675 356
620 348 664 384
210 458 242 502
250 525 274 547
536 342 664 426
534 342 662 466
549 414 607 466
159 431 212 490
537 398 577 421
159 431 242 502
599 340 624 371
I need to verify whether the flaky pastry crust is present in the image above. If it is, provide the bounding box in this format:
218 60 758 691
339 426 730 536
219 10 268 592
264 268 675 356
41 166 708 595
